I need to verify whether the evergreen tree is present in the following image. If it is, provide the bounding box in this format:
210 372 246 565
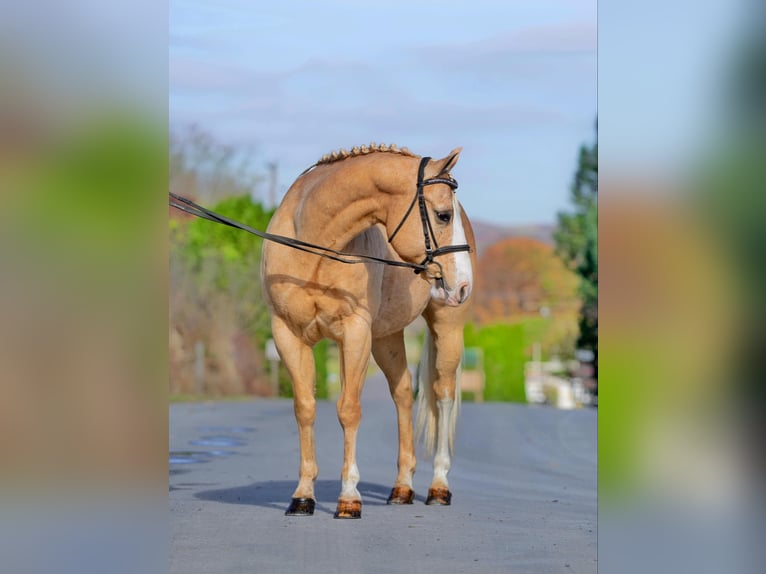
554 122 598 375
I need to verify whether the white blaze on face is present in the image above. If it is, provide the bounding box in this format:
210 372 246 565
449 196 473 301
428 193 473 305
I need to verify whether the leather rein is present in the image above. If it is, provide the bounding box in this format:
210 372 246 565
168 156 472 279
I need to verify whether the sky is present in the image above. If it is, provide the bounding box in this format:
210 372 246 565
170 0 597 226
598 0 746 184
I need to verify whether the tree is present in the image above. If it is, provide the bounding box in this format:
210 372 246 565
696 24 766 428
169 127 275 396
170 124 264 204
554 122 598 374
473 237 581 356
168 127 331 399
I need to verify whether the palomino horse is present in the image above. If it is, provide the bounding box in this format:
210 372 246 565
261 143 476 518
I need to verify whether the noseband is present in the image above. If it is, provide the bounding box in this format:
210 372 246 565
387 157 472 289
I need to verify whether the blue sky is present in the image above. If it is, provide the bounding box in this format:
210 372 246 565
598 0 745 183
170 1 597 225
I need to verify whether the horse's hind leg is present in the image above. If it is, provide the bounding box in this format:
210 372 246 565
372 331 416 504
334 316 373 519
272 316 318 516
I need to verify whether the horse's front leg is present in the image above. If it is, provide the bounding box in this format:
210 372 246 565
372 331 416 504
272 316 318 516
421 306 467 506
334 316 373 519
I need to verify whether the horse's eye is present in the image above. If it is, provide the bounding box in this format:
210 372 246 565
436 211 452 224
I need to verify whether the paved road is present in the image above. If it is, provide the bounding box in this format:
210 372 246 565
170 376 597 574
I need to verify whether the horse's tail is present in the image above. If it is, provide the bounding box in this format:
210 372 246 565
415 329 461 456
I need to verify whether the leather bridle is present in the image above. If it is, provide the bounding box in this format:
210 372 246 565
387 156 472 288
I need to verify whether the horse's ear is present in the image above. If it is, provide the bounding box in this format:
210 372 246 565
426 147 462 177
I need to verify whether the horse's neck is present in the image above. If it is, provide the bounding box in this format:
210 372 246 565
305 198 380 250
295 169 388 250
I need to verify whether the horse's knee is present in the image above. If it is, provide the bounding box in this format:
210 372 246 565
391 382 414 408
294 396 316 426
336 400 361 429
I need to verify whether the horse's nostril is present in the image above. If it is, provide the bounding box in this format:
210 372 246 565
457 282 470 303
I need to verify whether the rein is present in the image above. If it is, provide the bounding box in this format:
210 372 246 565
168 156 472 277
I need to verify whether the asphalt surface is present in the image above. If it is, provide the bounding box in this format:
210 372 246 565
170 375 597 574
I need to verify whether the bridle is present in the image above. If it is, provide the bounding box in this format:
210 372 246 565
169 156 472 284
387 156 472 289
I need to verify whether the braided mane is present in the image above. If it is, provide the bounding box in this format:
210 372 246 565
315 143 420 166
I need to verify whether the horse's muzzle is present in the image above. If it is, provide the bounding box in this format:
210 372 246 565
431 281 471 307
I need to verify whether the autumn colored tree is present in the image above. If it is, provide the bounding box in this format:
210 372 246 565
472 236 581 357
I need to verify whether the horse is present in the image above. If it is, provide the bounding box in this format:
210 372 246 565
261 143 476 518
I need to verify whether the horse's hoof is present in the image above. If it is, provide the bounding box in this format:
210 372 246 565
387 486 415 505
333 499 362 519
425 487 452 506
285 497 315 516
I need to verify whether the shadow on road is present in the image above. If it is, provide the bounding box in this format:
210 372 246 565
195 480 427 516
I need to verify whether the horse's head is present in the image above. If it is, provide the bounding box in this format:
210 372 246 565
386 148 474 307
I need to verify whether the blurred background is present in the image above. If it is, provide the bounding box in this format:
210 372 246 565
168 1 598 408
167 121 597 407
1 0 765 573
0 2 167 573
598 1 765 572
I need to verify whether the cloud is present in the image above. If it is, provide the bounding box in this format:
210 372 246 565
421 19 597 60
481 20 597 54
168 7 597 224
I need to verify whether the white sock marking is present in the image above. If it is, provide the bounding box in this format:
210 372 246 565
434 399 453 484
341 463 361 499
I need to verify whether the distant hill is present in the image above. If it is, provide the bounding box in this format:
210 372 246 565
471 220 555 254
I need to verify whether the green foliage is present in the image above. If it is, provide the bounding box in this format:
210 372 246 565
184 196 274 277
463 322 524 402
273 340 329 400
22 115 165 258
177 195 276 343
278 363 293 399
313 339 329 400
555 121 598 360
171 191 278 397
691 29 766 421
463 317 554 402
598 339 645 498
172 191 333 400
729 28 766 131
